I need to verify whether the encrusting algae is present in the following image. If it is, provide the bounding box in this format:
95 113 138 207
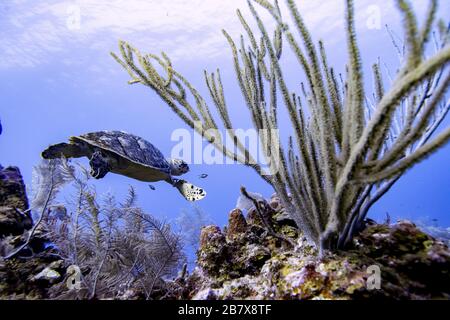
179 194 450 300
1 166 450 300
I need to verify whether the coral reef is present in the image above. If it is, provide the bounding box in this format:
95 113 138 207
0 161 186 300
0 166 32 238
180 194 450 300
1 166 449 300
0 165 65 299
112 0 450 251
0 254 66 299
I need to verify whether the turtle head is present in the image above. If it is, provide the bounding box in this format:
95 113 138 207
168 159 189 176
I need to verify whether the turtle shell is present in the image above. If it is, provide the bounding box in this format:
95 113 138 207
73 130 171 174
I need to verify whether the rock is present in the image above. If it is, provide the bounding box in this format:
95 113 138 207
0 166 67 299
0 252 67 299
246 207 263 227
269 196 281 210
226 209 247 240
283 262 328 299
199 225 224 249
0 166 32 237
118 289 139 300
197 226 227 276
33 267 61 282
192 288 218 300
182 193 450 300
240 244 271 272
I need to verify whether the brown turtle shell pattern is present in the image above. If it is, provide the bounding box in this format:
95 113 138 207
76 130 171 174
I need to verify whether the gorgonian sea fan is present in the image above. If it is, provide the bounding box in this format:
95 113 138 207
112 0 450 252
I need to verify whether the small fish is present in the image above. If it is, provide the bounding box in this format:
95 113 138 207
148 184 156 190
198 174 208 179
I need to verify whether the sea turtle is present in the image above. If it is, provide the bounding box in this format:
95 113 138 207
41 130 206 201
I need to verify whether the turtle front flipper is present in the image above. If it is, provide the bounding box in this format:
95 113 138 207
42 143 85 159
173 179 206 201
89 150 111 179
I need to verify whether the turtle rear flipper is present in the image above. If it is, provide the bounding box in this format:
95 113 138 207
174 180 206 201
42 143 85 159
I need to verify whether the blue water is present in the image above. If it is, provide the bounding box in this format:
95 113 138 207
1 0 449 237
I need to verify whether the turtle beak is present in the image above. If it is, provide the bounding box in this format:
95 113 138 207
90 168 107 179
90 168 99 179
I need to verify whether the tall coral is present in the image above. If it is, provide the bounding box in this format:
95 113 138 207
112 0 450 252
